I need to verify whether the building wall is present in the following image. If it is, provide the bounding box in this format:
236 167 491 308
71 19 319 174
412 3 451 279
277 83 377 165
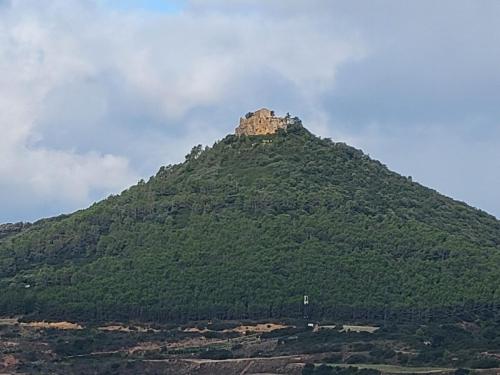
236 108 289 136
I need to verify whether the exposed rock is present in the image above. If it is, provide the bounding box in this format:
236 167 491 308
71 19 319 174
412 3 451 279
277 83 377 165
235 108 297 136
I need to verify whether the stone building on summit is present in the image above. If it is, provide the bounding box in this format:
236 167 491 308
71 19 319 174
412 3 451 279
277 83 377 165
235 108 297 136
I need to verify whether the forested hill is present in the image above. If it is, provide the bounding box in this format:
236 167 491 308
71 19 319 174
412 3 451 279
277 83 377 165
1 122 500 322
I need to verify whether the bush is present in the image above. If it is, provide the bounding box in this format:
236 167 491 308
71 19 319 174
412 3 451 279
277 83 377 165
54 338 94 356
358 369 381 375
345 355 369 364
202 331 224 339
199 349 233 360
323 354 342 363
303 363 315 375
332 366 379 375
231 343 243 351
369 347 396 360
468 357 500 369
207 321 240 331
303 365 382 375
261 327 307 339
351 343 374 351
315 364 334 374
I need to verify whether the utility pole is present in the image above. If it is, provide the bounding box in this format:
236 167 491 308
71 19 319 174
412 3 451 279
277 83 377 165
303 295 309 320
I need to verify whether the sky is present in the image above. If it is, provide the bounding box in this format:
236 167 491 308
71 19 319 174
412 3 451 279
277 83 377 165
1 0 500 223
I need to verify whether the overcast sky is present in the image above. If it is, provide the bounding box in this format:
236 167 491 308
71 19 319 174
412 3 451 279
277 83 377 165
1 0 500 223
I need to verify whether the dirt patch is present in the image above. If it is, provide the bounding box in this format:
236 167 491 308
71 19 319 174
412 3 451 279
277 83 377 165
183 327 210 333
182 323 290 335
99 325 133 332
98 324 159 333
228 323 290 334
342 325 379 333
21 321 82 330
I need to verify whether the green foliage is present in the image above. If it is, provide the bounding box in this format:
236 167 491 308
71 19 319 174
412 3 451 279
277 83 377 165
303 365 381 375
467 357 500 369
206 321 240 331
199 348 233 360
1 124 500 321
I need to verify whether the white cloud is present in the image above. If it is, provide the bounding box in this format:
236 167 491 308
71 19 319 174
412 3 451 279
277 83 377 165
0 1 138 221
3 0 499 222
0 0 364 222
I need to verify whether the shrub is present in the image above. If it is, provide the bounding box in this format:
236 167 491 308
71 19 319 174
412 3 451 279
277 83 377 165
302 363 315 375
369 347 396 360
202 331 224 339
323 354 342 363
358 369 381 375
207 321 240 331
468 357 500 369
199 349 233 360
231 343 243 351
315 364 334 374
351 343 374 351
345 355 369 364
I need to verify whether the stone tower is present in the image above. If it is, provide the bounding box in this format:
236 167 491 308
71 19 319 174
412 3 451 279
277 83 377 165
235 108 294 136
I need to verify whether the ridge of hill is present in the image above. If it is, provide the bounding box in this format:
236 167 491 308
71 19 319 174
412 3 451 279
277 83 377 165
1 121 499 322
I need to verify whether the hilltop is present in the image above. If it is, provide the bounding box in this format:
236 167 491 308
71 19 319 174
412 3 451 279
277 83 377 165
0 113 499 323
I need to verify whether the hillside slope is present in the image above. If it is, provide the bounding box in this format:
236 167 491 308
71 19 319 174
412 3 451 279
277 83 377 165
1 123 499 322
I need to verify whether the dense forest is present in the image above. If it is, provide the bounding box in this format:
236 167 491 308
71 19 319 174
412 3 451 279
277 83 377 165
1 123 499 322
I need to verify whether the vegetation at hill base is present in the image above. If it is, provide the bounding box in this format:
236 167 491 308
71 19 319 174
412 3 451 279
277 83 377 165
1 122 499 322
2 317 500 374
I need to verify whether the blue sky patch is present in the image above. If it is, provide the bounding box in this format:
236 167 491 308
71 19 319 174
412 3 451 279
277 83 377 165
100 0 184 13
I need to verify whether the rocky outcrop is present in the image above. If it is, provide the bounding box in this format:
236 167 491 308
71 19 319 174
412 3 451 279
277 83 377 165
235 108 296 136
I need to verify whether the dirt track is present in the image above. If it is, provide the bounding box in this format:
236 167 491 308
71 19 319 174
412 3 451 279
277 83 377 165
143 354 321 375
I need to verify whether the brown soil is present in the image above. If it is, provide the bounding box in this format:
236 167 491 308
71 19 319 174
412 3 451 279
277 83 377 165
227 323 290 334
183 323 290 335
21 321 83 330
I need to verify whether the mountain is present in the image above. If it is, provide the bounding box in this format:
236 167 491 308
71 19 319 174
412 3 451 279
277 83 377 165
1 115 499 323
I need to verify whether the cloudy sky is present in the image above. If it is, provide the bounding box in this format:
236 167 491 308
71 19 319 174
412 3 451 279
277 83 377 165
1 0 500 223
